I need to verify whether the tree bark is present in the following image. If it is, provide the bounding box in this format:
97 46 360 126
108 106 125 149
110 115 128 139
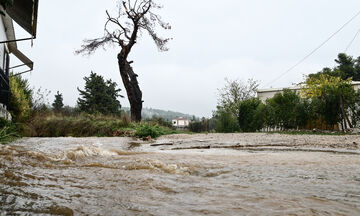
339 94 347 131
118 53 143 122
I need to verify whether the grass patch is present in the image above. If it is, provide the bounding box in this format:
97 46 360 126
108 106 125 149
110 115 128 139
0 119 20 144
22 112 181 138
26 113 131 137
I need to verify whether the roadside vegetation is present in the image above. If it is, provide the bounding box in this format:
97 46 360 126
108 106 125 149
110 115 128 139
23 112 177 138
2 53 360 142
188 53 360 134
0 72 179 143
0 119 19 144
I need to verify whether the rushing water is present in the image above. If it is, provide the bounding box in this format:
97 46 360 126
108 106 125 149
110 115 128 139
1 137 360 215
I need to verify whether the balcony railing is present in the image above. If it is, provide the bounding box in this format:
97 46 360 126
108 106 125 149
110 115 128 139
0 68 10 107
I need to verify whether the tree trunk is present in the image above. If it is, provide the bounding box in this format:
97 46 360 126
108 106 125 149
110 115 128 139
339 94 347 131
344 112 353 129
118 53 143 122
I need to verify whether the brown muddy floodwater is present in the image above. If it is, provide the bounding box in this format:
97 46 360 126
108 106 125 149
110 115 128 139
0 134 360 215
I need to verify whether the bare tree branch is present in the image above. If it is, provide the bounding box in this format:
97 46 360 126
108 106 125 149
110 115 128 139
76 0 171 56
75 35 113 56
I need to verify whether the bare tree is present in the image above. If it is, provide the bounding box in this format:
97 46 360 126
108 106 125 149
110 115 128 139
76 0 171 122
218 78 259 109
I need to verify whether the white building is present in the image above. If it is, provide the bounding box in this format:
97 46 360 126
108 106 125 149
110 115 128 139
172 117 190 128
257 81 360 130
257 81 360 103
0 0 38 120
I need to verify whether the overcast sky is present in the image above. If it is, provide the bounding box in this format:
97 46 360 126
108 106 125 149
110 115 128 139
12 0 360 117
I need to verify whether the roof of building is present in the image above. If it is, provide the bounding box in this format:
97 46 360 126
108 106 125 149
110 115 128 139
1 0 39 71
173 117 189 121
257 85 302 93
6 0 39 37
257 81 360 94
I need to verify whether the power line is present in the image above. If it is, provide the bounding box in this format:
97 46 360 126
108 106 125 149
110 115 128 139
344 27 360 53
265 9 360 87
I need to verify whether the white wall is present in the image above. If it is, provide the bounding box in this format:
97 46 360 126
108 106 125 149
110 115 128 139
258 90 282 103
354 83 360 91
178 120 189 126
172 119 190 127
0 17 11 120
258 83 360 103
0 17 7 70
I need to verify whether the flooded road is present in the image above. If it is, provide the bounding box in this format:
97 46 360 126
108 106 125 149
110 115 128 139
1 134 360 215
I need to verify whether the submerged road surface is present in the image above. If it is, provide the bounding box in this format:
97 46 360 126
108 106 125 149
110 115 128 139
1 134 360 215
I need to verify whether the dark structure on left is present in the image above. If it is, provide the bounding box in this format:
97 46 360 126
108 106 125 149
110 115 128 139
0 0 39 120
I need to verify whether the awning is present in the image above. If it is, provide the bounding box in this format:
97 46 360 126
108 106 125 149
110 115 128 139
2 14 34 71
11 48 34 70
6 0 39 38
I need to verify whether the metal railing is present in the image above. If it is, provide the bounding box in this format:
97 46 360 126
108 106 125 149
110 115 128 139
0 68 10 107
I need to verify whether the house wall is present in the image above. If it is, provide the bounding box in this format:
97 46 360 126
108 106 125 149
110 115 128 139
178 120 189 127
258 82 360 103
257 82 360 130
258 88 301 103
0 17 7 70
0 103 11 120
172 119 190 127
0 17 11 120
354 83 360 91
258 90 283 103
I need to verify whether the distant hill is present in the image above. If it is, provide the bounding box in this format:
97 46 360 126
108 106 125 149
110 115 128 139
122 107 195 121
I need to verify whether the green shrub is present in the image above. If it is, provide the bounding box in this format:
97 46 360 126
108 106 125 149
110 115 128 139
0 118 20 144
189 121 203 133
135 124 163 138
189 118 214 133
238 98 264 132
135 123 176 138
145 116 172 128
265 89 303 130
214 108 240 133
9 75 33 122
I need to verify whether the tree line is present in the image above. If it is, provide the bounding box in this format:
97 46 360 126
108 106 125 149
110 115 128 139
190 53 360 133
9 71 124 123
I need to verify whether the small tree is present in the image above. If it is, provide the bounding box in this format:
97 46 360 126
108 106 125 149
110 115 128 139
301 74 355 130
8 75 33 122
218 78 259 114
77 72 123 116
188 121 203 133
216 78 260 132
265 89 302 130
237 98 264 132
213 107 240 133
188 118 211 133
52 91 64 112
76 0 171 122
